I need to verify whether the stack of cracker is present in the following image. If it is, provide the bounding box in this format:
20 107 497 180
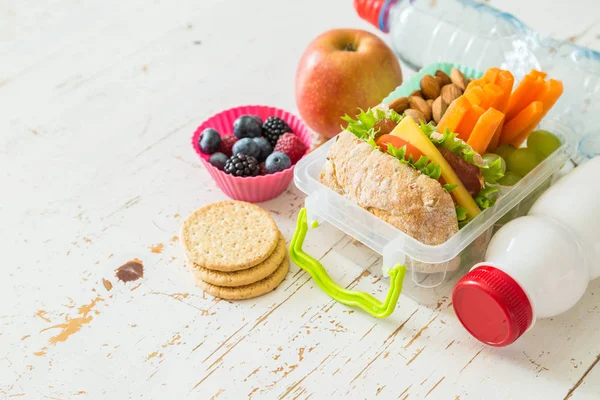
180 200 289 300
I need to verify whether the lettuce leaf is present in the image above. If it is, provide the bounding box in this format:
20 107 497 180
421 123 505 187
341 107 402 140
365 128 380 150
423 125 478 163
474 184 499 210
443 183 458 193
456 205 469 220
455 205 473 229
387 144 442 181
480 157 504 184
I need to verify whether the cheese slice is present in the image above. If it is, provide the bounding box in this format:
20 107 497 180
391 117 481 218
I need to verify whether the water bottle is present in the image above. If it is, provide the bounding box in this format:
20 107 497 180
451 157 600 346
354 0 600 160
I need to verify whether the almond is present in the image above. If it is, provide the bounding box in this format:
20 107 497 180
426 99 434 107
408 96 432 121
410 89 423 98
450 68 467 91
404 109 426 124
441 84 463 105
432 96 448 124
387 96 409 114
420 74 440 100
434 70 452 86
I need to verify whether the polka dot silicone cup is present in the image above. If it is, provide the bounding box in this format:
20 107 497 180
192 105 312 203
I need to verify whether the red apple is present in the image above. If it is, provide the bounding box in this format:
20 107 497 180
295 29 403 139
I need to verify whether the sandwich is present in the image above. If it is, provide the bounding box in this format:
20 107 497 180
319 105 504 246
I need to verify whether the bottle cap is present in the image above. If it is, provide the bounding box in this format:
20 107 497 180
353 0 398 32
452 265 533 347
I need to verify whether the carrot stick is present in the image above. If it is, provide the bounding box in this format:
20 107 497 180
481 84 504 110
467 108 505 154
483 68 500 84
505 76 545 121
456 105 486 141
487 118 505 152
464 86 485 107
509 79 564 147
437 96 472 135
528 69 548 79
466 77 486 91
493 70 514 113
501 101 544 144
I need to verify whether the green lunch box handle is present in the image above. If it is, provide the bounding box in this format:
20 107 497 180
289 208 406 318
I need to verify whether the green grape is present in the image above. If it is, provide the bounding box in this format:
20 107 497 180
498 171 523 186
527 129 561 159
495 144 517 162
506 148 541 177
482 153 507 174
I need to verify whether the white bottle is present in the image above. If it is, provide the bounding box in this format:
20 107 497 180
452 156 600 346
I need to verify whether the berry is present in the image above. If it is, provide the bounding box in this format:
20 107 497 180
199 128 221 154
259 162 267 175
232 138 260 159
219 135 238 156
273 133 306 164
263 116 292 147
265 152 291 174
233 115 262 139
224 154 260 177
252 137 272 162
209 152 229 171
250 115 263 126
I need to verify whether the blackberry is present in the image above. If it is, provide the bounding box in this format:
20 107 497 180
224 154 260 177
262 116 292 147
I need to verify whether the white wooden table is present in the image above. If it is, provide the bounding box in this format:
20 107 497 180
2 1 600 399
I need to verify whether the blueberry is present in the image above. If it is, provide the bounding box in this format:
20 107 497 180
252 137 272 162
209 152 229 171
199 128 221 154
265 152 291 174
233 115 263 139
250 115 263 126
232 137 260 158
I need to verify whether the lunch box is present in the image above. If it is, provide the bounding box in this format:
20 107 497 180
291 64 574 312
290 12 600 316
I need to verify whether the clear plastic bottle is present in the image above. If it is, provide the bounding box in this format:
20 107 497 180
451 156 600 346
354 0 600 159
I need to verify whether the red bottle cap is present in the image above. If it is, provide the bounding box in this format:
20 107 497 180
354 0 398 32
452 265 534 347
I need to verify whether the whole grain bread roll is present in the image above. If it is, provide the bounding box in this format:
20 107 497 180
319 131 458 246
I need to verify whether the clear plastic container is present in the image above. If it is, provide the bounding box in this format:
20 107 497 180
294 114 574 304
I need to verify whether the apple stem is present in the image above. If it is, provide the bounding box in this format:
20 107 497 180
343 43 356 52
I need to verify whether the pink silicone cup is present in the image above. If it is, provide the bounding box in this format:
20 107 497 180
192 105 312 203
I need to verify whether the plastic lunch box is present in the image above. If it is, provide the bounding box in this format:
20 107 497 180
292 64 573 305
289 63 577 316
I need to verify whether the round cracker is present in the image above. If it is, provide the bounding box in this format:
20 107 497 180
189 233 286 287
180 201 279 271
194 257 289 300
